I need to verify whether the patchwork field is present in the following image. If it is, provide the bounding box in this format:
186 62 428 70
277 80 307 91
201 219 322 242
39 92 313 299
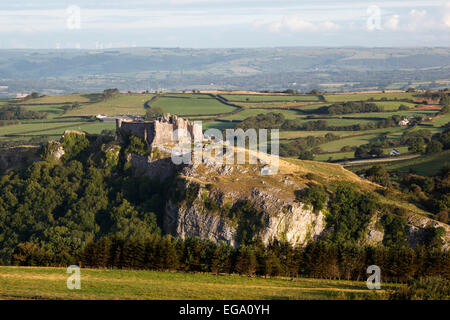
0 90 448 167
0 266 391 300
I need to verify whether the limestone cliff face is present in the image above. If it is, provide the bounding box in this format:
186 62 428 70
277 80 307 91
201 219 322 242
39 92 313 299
165 198 238 246
164 179 326 247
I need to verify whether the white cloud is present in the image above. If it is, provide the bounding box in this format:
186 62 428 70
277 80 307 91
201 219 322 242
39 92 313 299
407 9 429 31
384 14 400 30
266 15 339 33
443 2 450 27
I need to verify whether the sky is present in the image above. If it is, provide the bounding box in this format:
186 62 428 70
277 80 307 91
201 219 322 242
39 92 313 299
0 0 449 49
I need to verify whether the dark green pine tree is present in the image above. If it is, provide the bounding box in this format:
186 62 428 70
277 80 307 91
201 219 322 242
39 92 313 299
235 246 257 276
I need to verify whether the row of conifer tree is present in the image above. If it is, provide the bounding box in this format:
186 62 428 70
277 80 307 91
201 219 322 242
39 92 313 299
12 235 449 282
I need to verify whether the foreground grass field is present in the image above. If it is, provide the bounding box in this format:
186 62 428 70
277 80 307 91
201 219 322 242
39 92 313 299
0 266 389 300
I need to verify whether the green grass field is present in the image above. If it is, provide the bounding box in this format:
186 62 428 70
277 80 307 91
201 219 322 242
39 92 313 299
317 134 382 152
21 104 67 118
220 94 320 102
232 102 317 109
152 95 238 116
220 108 303 121
280 131 351 139
65 94 154 116
342 110 437 119
324 92 420 103
28 93 99 104
304 118 378 126
0 122 88 136
383 150 450 176
0 266 390 300
432 113 450 127
202 121 236 131
373 101 417 111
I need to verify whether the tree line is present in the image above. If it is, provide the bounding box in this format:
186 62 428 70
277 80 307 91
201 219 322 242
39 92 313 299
11 236 450 283
237 112 398 132
316 101 384 115
0 105 47 120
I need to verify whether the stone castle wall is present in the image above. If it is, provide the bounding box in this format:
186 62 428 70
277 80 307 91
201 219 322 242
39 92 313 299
116 114 202 146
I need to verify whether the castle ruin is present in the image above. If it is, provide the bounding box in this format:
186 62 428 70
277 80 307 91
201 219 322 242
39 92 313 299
116 114 202 146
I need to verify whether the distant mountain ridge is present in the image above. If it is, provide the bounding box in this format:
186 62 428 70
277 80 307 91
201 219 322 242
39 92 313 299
0 47 449 97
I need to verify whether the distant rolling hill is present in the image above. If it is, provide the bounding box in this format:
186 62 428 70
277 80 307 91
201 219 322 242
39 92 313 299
0 47 449 97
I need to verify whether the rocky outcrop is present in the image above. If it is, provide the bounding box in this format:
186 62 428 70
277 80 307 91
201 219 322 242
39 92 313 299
49 142 65 160
164 180 326 247
124 144 450 249
406 214 450 250
165 198 237 246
